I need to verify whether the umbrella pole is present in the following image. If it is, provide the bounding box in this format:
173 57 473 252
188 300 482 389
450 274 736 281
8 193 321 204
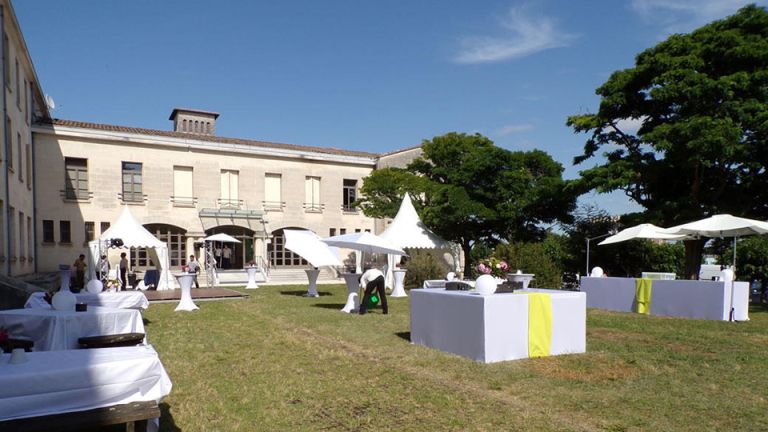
729 236 738 321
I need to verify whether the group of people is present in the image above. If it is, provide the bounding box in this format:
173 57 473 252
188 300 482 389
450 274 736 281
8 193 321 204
71 252 131 291
213 244 233 269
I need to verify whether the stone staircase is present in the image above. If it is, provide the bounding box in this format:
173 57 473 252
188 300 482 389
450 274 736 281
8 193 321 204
214 267 341 287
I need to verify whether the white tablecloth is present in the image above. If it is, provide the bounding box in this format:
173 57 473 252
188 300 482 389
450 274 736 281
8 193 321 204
0 306 145 351
410 288 586 363
0 345 172 422
580 277 750 320
25 291 149 310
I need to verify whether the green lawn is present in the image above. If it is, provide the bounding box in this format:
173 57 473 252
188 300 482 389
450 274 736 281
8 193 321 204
144 285 768 431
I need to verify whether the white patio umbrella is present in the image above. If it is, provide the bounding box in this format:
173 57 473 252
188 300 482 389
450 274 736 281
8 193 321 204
666 214 768 321
285 229 342 297
598 223 688 245
284 230 342 268
322 232 406 256
204 233 241 243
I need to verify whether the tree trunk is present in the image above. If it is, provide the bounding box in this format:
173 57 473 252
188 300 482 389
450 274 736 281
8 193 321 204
683 239 706 280
462 242 473 278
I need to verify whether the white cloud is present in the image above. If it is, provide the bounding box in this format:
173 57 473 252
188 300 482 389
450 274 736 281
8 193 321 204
497 123 534 135
454 5 577 64
631 0 768 34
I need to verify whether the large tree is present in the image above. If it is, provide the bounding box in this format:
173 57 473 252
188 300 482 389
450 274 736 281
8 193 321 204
567 5 768 278
357 132 576 276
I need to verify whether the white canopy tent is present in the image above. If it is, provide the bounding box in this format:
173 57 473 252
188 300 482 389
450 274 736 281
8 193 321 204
87 207 177 290
379 193 455 288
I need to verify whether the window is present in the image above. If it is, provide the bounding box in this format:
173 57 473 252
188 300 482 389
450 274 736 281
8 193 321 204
15 59 20 107
182 119 187 131
26 216 31 259
264 173 282 210
329 228 336 237
9 207 14 257
343 179 357 211
25 144 30 188
5 116 11 166
84 221 95 244
16 132 22 181
65 157 88 199
3 34 9 88
340 228 347 235
268 229 308 267
304 176 321 212
173 166 194 205
144 224 187 267
42 220 54 243
122 162 143 202
219 170 239 208
59 220 71 244
23 78 28 124
355 228 361 233
18 211 23 258
100 222 110 235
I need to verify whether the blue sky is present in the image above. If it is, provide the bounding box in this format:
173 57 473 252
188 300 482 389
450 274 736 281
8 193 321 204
13 0 768 215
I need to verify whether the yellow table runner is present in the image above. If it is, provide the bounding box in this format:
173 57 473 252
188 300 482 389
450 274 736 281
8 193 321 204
525 293 553 358
635 278 653 314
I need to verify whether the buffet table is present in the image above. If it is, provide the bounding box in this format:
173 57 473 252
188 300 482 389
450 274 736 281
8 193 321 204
0 306 145 351
0 345 171 426
25 291 149 311
580 277 750 321
410 288 586 363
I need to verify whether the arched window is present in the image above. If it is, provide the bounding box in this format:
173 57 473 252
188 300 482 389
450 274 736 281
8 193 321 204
194 121 199 133
182 119 187 131
268 228 308 267
131 224 188 268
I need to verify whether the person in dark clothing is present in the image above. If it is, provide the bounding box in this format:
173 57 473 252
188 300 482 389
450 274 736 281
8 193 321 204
359 266 388 315
119 252 129 291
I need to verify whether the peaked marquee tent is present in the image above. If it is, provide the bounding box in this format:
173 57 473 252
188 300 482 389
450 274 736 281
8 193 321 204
87 206 176 290
379 193 455 288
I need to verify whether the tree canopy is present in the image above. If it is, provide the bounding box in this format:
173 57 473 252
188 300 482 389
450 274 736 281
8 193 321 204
567 5 768 278
357 132 576 276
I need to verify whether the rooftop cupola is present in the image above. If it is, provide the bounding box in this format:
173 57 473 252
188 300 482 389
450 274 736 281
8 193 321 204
169 108 220 135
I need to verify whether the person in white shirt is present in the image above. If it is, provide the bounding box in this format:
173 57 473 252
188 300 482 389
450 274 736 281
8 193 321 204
187 255 200 288
359 266 388 315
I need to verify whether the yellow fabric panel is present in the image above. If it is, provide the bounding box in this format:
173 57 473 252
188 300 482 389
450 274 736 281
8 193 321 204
526 293 553 358
635 278 653 314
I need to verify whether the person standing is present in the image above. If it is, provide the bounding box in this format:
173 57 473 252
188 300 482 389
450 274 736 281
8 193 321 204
97 254 110 282
222 244 232 269
187 254 200 289
359 266 388 315
214 245 222 268
72 254 87 291
119 252 129 291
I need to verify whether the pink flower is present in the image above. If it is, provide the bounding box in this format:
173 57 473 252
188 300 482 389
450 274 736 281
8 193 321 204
477 263 491 274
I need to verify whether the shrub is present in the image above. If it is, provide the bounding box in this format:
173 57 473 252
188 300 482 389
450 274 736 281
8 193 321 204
493 242 563 289
404 250 445 289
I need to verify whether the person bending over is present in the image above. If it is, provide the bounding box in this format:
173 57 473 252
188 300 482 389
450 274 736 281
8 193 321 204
359 266 388 315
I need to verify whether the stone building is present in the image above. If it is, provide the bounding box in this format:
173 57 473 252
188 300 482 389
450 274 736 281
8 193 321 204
0 0 421 277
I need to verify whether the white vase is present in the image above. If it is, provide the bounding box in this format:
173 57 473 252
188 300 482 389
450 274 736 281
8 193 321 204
52 268 76 311
475 274 497 296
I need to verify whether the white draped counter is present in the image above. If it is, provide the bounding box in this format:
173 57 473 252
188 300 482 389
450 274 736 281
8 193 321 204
0 306 145 351
0 345 172 424
25 291 149 311
580 277 749 321
410 288 586 363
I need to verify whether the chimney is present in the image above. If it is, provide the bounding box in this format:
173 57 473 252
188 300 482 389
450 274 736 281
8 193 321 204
169 108 220 135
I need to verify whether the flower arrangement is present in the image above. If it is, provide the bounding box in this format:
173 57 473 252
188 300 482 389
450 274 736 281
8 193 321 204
476 257 509 279
105 279 120 291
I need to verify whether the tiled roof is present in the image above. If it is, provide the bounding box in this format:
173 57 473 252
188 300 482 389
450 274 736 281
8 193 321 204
42 118 381 159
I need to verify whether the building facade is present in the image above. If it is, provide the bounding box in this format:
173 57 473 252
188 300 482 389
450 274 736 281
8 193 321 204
0 0 420 276
0 0 49 277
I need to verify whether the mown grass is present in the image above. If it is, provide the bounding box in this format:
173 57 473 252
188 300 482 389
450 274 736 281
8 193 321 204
142 285 768 431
